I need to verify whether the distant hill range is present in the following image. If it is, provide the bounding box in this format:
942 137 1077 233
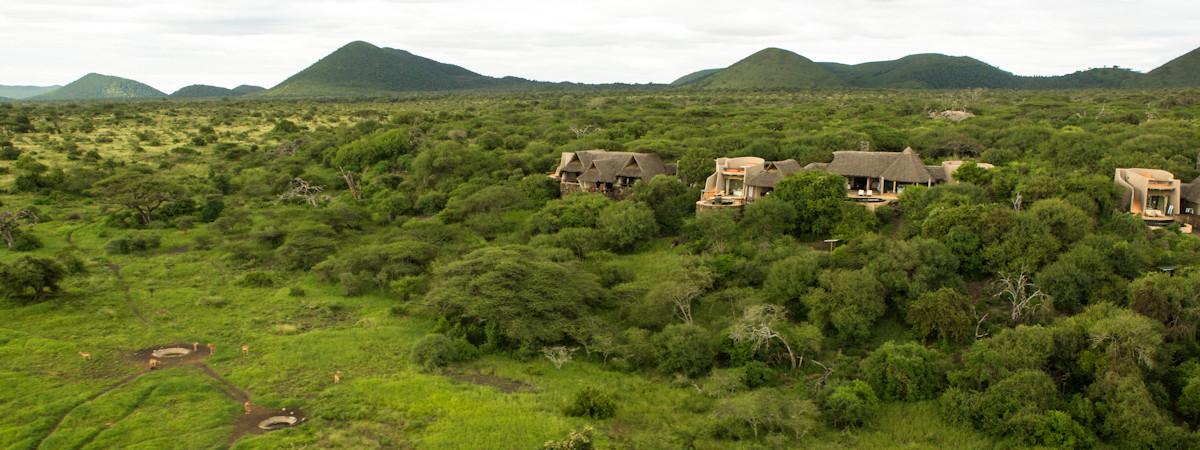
674 46 1200 90
170 84 266 98
31 73 165 100
7 41 1200 101
0 85 61 99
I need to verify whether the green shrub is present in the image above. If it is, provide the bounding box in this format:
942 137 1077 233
860 341 947 401
236 271 278 288
7 229 42 251
563 386 617 419
653 324 717 377
410 334 478 370
822 380 880 427
105 234 160 254
740 361 779 389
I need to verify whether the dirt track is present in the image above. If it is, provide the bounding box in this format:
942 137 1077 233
35 344 303 449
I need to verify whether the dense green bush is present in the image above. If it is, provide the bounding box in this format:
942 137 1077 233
104 234 161 254
654 324 717 377
822 380 880 427
563 386 617 419
860 342 947 401
410 334 478 369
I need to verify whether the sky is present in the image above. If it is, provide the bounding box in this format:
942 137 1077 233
1 0 1197 92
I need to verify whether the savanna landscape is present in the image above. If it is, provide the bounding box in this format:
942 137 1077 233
4 82 1200 450
4 0 1200 443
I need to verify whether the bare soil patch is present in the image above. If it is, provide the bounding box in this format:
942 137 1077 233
231 405 307 442
131 343 212 369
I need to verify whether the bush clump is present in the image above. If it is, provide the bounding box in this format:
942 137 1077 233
104 234 160 254
410 333 478 369
563 386 617 419
822 380 880 427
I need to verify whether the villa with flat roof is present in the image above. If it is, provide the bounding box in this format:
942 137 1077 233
1115 168 1197 232
696 157 803 211
552 150 670 198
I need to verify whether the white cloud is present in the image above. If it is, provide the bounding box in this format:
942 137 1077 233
0 0 1196 92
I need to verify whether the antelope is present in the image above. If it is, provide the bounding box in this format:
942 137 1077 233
148 358 160 369
79 352 92 360
241 344 249 356
333 370 342 384
207 343 216 354
244 401 252 414
192 342 199 352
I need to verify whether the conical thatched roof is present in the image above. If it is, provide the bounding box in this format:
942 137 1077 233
746 159 803 188
824 147 942 183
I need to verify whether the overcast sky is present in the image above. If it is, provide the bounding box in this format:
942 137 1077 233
1 0 1197 92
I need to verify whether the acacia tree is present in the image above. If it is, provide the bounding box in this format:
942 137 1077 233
93 172 187 224
0 209 38 248
0 257 65 303
650 260 713 325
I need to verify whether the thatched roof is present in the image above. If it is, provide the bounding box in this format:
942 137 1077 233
563 150 668 183
1183 180 1200 204
745 159 804 188
824 148 944 183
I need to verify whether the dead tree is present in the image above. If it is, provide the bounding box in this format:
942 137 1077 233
729 304 798 369
337 166 362 200
541 346 577 369
569 125 600 137
0 209 38 248
279 178 324 207
994 268 1050 324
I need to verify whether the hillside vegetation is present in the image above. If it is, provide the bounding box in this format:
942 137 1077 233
1145 46 1200 87
0 85 61 99
31 73 165 101
170 84 239 98
265 41 534 97
678 45 1200 90
682 48 844 89
5 89 1200 448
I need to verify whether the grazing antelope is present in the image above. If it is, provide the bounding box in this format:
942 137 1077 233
207 343 216 354
79 352 92 360
192 342 199 352
148 358 160 369
333 370 342 384
244 401 252 414
241 344 249 356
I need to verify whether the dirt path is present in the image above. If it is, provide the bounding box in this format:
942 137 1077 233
34 371 146 450
106 263 149 326
36 344 300 449
196 364 251 402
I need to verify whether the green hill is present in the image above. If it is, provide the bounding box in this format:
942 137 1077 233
170 84 237 98
1144 46 1200 87
231 85 266 95
670 69 720 86
823 54 1019 88
265 41 532 96
0 85 61 99
1020 67 1143 89
680 48 843 90
31 73 164 100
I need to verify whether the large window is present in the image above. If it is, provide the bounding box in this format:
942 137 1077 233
725 177 744 196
